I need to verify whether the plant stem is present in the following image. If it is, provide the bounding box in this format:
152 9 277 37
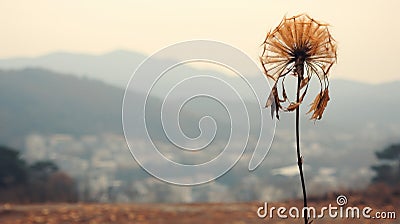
296 61 308 224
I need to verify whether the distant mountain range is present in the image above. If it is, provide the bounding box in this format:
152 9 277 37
1 50 399 128
0 50 145 88
0 68 123 147
0 50 398 144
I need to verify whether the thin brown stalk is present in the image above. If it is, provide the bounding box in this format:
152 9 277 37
295 59 308 224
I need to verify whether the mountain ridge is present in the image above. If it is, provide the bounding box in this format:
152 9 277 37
0 66 399 149
0 50 398 88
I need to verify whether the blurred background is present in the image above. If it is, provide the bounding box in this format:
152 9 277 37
0 1 399 222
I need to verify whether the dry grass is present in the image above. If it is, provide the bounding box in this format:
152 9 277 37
0 185 398 224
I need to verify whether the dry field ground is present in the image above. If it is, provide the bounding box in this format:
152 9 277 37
0 185 398 224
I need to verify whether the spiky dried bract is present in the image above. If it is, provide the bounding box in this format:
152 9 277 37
261 14 337 120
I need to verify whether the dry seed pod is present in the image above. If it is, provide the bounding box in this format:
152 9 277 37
260 14 337 120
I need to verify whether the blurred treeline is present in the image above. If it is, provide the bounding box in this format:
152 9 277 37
372 143 400 185
0 145 78 203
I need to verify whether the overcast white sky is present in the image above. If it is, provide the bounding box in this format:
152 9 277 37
1 1 399 83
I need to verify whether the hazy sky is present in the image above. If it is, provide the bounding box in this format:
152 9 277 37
1 1 399 83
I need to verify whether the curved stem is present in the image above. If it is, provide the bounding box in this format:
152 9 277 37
296 60 308 224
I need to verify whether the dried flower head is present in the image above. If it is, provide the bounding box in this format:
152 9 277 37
260 14 337 120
